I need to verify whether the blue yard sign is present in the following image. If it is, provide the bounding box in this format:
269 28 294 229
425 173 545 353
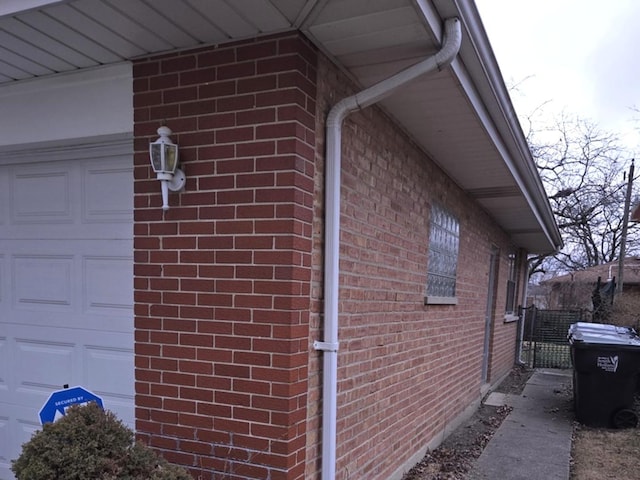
39 386 104 424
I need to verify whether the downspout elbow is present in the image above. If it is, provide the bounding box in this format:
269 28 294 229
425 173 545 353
326 18 461 127
434 18 463 70
349 17 461 113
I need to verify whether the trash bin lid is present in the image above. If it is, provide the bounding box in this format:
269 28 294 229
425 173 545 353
568 322 640 346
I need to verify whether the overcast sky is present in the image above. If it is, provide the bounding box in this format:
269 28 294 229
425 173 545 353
475 0 640 152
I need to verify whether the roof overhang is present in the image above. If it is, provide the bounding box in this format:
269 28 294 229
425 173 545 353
0 0 562 254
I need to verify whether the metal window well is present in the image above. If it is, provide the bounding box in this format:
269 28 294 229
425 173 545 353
569 322 640 428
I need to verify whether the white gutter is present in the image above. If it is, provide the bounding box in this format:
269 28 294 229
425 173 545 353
313 17 462 480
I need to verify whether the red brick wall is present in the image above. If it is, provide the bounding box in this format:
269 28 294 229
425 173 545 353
132 28 524 480
132 33 317 480
307 54 521 479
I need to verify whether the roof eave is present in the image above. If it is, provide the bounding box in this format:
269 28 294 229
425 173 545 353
435 0 562 254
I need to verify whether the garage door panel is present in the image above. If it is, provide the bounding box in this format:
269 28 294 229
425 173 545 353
2 325 133 416
84 161 133 223
0 158 132 240
13 338 78 398
0 144 133 478
1 221 132 241
4 238 131 254
0 404 41 480
9 310 132 334
10 310 78 331
0 254 6 305
0 336 7 394
84 256 134 316
101 396 135 429
9 159 134 226
0 170 6 227
11 165 74 225
13 254 74 311
85 345 135 394
16 414 40 457
0 414 10 478
84 344 135 427
4 240 132 332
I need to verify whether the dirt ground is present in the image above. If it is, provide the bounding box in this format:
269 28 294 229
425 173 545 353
571 424 640 480
402 365 533 480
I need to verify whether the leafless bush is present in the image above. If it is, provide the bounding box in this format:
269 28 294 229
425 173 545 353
609 293 640 329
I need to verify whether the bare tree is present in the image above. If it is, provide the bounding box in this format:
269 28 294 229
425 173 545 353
525 113 639 280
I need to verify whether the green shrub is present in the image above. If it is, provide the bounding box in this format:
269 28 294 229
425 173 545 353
11 402 192 480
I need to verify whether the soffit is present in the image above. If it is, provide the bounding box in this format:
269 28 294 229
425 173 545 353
0 0 561 253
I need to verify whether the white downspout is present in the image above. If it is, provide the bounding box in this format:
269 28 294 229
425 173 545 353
313 17 462 480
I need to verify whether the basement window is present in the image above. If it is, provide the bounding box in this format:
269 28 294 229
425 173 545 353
425 205 459 305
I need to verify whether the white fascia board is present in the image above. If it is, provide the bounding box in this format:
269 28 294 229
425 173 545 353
453 57 561 251
436 0 562 251
0 0 68 17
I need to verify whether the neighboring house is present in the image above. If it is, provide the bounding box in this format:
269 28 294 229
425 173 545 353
525 283 551 309
542 258 640 310
0 1 561 480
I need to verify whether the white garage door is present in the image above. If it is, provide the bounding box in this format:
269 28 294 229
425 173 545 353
0 140 134 479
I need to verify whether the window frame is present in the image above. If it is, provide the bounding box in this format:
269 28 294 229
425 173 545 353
504 250 521 322
424 204 460 305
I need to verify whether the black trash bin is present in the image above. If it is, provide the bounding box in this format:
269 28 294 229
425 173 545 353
568 322 640 428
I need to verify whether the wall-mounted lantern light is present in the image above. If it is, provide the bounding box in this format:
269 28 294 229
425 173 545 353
149 126 186 210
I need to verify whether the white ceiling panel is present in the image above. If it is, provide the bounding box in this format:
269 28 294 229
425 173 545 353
187 0 256 38
17 10 121 63
0 17 94 68
0 45 52 77
46 4 147 58
0 58 34 80
309 6 418 41
143 0 228 44
338 42 434 70
104 0 200 48
0 30 70 73
310 0 410 25
229 0 295 31
321 23 427 57
73 1 172 52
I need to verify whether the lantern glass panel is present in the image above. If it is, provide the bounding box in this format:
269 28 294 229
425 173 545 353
150 143 163 172
164 144 178 172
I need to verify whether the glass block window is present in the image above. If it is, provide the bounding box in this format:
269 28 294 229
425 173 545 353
426 205 459 298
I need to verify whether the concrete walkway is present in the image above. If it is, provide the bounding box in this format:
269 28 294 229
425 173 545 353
468 369 574 480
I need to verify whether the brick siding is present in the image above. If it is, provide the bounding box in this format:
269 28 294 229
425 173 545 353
133 33 317 480
307 54 521 479
133 30 523 480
